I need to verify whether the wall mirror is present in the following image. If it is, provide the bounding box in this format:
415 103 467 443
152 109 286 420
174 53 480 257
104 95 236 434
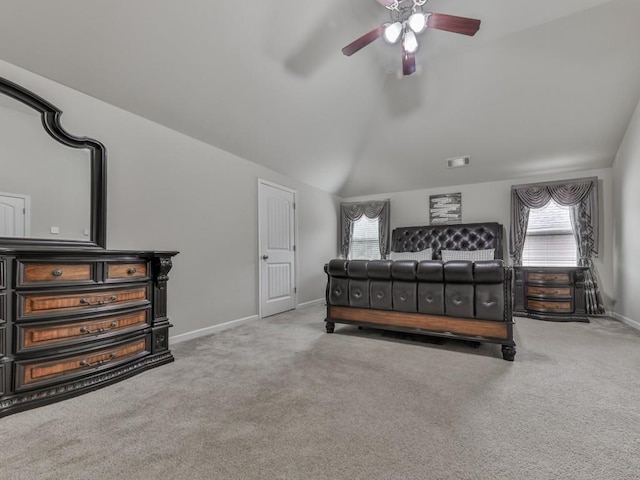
0 76 106 249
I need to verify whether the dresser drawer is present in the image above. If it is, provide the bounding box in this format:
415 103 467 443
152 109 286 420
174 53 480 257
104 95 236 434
0 293 5 324
16 308 150 353
0 361 6 397
14 335 150 391
106 262 149 281
18 261 97 286
527 272 571 284
17 285 150 320
526 285 572 298
0 327 6 357
526 299 573 314
0 258 5 289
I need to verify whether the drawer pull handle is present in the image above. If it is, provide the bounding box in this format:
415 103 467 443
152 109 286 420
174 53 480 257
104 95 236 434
79 321 118 335
127 267 137 275
52 269 63 277
80 295 117 306
80 352 116 368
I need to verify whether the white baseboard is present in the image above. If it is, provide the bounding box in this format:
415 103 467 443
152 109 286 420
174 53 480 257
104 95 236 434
297 298 324 308
612 312 640 331
170 300 324 344
170 315 259 344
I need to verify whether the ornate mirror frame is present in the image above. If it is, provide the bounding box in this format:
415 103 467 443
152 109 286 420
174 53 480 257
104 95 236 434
0 76 106 249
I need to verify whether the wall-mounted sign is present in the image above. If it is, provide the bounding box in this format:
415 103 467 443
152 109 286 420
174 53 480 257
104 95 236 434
429 193 462 225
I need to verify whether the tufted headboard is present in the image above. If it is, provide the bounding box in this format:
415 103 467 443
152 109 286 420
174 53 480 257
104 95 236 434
391 222 504 260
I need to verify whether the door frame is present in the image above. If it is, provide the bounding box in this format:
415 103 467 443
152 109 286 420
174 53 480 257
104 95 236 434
0 191 31 237
257 179 298 319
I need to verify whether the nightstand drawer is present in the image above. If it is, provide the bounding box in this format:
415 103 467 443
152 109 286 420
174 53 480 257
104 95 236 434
16 309 150 353
527 272 571 284
526 285 572 298
106 262 149 281
14 335 150 391
526 299 573 313
18 285 150 320
18 262 97 286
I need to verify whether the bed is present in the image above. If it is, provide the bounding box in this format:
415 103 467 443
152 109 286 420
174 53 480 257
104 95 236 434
324 222 516 360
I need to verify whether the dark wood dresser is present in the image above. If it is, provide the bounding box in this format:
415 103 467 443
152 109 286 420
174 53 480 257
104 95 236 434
0 77 180 416
0 249 177 417
513 266 588 322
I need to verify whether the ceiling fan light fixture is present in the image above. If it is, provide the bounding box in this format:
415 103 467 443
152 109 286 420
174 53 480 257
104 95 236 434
403 30 419 53
408 13 426 33
383 22 403 44
341 3 480 77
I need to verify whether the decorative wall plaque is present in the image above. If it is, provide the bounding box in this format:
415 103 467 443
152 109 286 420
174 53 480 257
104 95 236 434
429 193 462 225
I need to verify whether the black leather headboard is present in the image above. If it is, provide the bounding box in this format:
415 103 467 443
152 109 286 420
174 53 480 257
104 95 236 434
391 222 504 260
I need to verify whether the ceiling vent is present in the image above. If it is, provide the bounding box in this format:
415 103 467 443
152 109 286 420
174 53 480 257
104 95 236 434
446 156 470 169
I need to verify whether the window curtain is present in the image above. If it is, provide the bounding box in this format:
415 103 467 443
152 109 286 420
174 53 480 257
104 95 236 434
509 177 604 314
341 200 390 259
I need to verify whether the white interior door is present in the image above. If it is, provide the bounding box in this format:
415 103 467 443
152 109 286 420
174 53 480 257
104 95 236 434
259 180 296 318
0 192 29 237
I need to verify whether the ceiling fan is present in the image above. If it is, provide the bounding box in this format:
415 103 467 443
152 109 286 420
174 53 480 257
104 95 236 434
342 0 481 75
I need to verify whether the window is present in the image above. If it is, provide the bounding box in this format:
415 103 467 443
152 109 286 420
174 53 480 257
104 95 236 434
521 199 577 267
341 199 389 259
348 216 381 260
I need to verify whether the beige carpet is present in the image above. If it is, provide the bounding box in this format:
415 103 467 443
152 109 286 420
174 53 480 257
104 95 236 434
1 304 639 480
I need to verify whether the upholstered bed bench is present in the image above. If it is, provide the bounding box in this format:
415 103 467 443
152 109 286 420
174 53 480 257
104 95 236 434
324 222 516 361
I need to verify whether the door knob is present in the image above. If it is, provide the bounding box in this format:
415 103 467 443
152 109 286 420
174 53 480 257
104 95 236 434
262 255 269 260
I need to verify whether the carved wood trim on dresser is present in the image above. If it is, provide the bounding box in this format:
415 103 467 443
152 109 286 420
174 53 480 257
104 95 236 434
513 266 589 322
0 249 178 417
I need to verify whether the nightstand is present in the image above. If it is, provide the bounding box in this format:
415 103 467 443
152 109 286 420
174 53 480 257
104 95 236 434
513 266 589 322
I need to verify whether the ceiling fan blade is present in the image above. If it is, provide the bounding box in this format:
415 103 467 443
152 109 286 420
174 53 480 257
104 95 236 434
342 25 385 56
376 0 397 6
427 13 481 36
402 50 416 76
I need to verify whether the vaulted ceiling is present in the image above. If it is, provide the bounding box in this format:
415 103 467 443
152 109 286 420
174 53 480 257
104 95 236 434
1 0 639 197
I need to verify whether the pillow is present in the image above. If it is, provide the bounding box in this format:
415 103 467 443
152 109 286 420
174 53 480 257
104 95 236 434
389 248 433 262
440 249 495 262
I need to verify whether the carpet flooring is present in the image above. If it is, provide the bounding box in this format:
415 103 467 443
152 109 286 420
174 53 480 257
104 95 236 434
1 304 639 480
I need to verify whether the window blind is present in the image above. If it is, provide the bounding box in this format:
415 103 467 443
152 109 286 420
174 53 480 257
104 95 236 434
348 216 381 260
522 200 577 266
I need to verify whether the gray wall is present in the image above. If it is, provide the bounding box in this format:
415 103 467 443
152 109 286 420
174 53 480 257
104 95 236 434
4 54 630 332
1 59 340 337
612 97 640 328
344 167 614 312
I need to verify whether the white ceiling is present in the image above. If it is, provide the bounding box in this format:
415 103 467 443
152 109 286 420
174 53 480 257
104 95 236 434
1 0 639 197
